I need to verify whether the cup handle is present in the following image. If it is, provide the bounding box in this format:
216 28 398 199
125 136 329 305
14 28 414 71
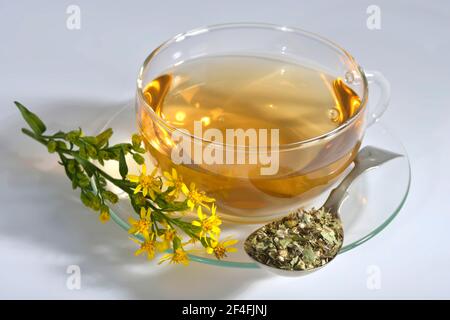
365 70 391 126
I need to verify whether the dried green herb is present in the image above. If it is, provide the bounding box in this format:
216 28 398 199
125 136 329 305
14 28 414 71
244 208 344 271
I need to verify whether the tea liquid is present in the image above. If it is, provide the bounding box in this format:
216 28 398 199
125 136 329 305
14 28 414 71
139 56 364 219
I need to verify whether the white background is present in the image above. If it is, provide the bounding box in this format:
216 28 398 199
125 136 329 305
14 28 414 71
0 0 449 299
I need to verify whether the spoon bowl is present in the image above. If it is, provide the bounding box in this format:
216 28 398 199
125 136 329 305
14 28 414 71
244 146 402 276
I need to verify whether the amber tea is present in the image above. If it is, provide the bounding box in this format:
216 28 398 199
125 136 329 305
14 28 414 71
137 55 364 220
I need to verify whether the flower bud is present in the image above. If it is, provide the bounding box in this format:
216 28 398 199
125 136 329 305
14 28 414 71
66 130 81 143
99 205 110 223
91 196 101 211
67 160 77 174
47 141 57 153
57 141 68 150
102 191 119 204
132 134 142 147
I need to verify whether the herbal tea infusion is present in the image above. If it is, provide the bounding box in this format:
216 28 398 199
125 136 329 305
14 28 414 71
137 55 365 219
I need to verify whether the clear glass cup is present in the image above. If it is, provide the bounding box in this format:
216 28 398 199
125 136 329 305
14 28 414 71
135 23 390 223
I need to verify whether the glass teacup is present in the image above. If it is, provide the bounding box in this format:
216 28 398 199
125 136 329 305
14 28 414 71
135 23 390 223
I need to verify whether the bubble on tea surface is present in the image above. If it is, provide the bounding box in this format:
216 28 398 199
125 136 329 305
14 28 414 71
328 107 341 123
344 71 355 84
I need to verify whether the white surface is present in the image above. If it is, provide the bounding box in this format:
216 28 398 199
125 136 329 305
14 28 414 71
0 0 449 299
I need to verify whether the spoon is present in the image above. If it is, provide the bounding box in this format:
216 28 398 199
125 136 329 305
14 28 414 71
244 146 402 276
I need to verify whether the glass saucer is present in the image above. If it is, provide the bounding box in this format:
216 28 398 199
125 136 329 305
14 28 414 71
98 103 411 269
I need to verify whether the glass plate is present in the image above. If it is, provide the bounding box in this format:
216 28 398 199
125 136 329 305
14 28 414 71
98 104 411 269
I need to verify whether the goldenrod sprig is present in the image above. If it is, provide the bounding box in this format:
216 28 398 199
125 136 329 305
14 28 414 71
15 101 237 265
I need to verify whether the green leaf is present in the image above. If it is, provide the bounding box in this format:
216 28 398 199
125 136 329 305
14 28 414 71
302 246 317 263
51 131 67 139
114 143 132 154
77 173 90 188
82 136 97 145
21 128 37 138
86 144 97 158
200 237 210 248
98 151 108 160
79 145 87 159
161 200 189 212
132 145 146 153
96 128 113 148
132 153 145 165
119 149 128 179
80 192 92 208
56 141 68 150
79 159 95 177
15 101 46 135
71 175 78 189
320 228 337 244
67 160 77 174
98 177 107 187
61 161 74 182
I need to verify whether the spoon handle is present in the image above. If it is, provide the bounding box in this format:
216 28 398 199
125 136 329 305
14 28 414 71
323 146 402 214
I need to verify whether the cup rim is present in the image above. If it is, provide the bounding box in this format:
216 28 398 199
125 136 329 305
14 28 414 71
136 22 368 151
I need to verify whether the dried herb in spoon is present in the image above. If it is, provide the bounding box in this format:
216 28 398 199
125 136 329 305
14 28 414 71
244 208 344 271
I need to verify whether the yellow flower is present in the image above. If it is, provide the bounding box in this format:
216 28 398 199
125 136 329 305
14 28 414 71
191 204 222 239
163 168 187 199
127 164 162 200
128 207 152 239
158 226 176 252
131 233 156 260
99 207 110 223
183 182 215 211
206 237 238 259
159 248 190 266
